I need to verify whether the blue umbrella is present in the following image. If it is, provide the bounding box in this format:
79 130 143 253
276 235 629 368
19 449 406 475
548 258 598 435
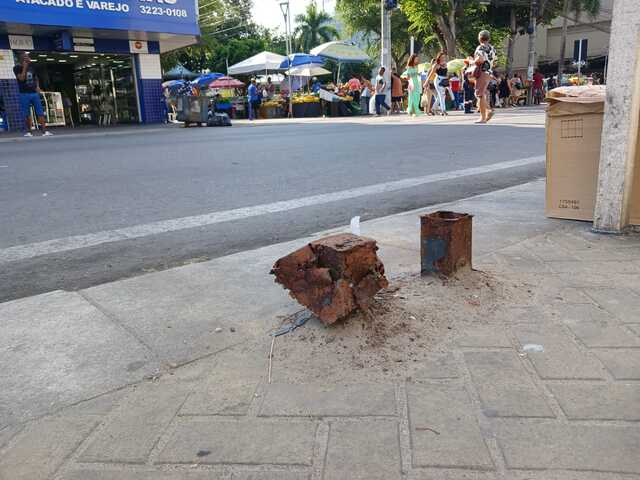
164 65 198 80
191 73 224 88
279 54 325 69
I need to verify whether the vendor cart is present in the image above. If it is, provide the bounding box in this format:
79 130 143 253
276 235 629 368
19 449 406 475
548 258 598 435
176 96 209 127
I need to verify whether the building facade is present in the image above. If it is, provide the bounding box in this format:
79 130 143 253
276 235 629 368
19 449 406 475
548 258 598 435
510 0 613 76
0 0 199 132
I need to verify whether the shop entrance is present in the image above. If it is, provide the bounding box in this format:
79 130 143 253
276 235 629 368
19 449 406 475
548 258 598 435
22 51 139 127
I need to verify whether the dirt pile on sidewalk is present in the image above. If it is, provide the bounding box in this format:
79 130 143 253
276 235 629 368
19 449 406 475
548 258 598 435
270 269 521 383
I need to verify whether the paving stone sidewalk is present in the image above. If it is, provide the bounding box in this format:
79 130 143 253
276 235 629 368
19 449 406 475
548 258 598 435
2 181 640 480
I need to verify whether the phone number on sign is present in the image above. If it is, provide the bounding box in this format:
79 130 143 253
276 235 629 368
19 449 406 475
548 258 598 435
139 6 189 17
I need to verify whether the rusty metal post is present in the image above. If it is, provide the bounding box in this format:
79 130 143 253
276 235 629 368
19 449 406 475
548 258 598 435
420 211 473 276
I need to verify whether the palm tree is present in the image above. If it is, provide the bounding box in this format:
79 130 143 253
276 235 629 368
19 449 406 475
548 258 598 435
294 1 339 52
557 0 602 77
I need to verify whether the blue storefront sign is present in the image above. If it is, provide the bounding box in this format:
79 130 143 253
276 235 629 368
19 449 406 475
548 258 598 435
2 0 199 36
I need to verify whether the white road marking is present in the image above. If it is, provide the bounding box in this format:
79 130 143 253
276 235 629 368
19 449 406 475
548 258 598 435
0 156 544 264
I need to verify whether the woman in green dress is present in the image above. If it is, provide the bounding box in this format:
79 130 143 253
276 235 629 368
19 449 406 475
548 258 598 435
402 54 422 116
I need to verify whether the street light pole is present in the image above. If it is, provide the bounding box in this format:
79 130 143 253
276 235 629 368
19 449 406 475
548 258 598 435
279 0 294 118
380 0 392 107
527 0 538 104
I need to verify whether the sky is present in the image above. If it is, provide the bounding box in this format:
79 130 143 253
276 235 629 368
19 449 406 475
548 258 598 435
251 0 336 32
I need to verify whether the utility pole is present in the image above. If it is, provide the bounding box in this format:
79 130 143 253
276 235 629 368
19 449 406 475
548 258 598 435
527 0 538 103
280 0 294 118
381 0 392 107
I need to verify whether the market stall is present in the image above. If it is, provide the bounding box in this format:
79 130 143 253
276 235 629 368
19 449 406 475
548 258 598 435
209 76 245 118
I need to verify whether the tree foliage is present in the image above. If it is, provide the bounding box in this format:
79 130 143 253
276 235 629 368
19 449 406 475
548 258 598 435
293 1 339 52
335 0 422 69
161 0 286 75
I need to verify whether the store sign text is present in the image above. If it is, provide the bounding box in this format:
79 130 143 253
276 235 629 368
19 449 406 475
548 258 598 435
15 0 130 12
7 0 199 36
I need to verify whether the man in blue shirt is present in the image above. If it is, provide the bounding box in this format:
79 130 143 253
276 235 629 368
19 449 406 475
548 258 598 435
247 78 261 120
13 52 52 137
311 77 321 94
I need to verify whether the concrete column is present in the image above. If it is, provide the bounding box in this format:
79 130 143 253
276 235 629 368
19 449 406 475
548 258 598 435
0 49 23 132
134 53 164 124
593 0 640 232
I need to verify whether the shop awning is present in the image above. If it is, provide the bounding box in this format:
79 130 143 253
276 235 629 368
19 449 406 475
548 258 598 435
310 41 369 63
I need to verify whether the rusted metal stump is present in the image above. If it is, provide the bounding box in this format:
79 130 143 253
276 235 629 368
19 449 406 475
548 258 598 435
271 234 388 325
420 211 473 276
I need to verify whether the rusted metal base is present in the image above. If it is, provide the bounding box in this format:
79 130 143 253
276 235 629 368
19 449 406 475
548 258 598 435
420 211 473 276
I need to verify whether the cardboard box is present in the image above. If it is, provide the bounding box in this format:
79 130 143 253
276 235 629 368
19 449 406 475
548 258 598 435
545 86 605 221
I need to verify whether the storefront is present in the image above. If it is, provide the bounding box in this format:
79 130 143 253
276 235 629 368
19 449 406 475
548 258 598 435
0 0 199 132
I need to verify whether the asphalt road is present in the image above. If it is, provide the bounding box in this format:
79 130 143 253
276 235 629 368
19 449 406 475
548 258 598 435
0 112 546 302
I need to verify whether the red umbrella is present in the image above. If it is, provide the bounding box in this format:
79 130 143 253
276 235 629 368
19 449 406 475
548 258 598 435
209 76 245 88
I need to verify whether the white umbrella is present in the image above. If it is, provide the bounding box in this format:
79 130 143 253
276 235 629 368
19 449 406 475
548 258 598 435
256 74 285 85
227 51 286 76
287 65 332 77
310 41 370 63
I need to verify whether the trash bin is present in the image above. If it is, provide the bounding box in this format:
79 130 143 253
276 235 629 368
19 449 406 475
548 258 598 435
545 86 605 221
176 96 209 127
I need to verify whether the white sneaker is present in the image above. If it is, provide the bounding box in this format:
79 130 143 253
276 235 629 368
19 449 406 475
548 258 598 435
42 131 54 136
23 132 33 137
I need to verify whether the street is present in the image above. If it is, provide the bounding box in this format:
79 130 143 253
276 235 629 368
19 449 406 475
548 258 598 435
0 109 545 301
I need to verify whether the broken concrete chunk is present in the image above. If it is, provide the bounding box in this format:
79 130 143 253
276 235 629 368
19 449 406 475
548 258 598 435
271 234 389 325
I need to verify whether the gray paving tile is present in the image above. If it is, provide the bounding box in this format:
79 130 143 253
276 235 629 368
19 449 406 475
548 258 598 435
496 420 640 473
584 288 640 322
80 383 190 464
259 384 396 417
412 352 460 379
548 382 640 420
231 472 309 480
181 383 258 416
408 471 498 480
0 291 155 425
60 471 221 480
156 418 316 466
593 349 640 380
456 324 512 348
323 420 401 480
512 323 605 380
464 350 554 418
407 383 493 469
0 415 97 480
565 320 640 348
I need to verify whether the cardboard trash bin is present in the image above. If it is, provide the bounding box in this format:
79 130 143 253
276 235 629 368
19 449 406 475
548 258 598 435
545 86 640 223
545 86 605 221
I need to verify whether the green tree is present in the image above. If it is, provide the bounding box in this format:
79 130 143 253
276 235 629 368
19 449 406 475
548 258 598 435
293 1 339 52
336 0 422 69
161 0 287 75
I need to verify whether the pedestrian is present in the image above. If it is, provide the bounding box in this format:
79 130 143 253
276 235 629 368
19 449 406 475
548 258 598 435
488 75 498 109
547 75 557 91
390 68 404 114
421 59 435 115
311 77 322 94
247 78 261 121
426 53 449 116
402 55 422 116
361 78 372 115
473 30 496 124
449 73 462 110
532 68 544 105
498 73 511 108
13 52 52 137
265 76 276 99
374 67 391 116
463 68 475 114
347 75 361 102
